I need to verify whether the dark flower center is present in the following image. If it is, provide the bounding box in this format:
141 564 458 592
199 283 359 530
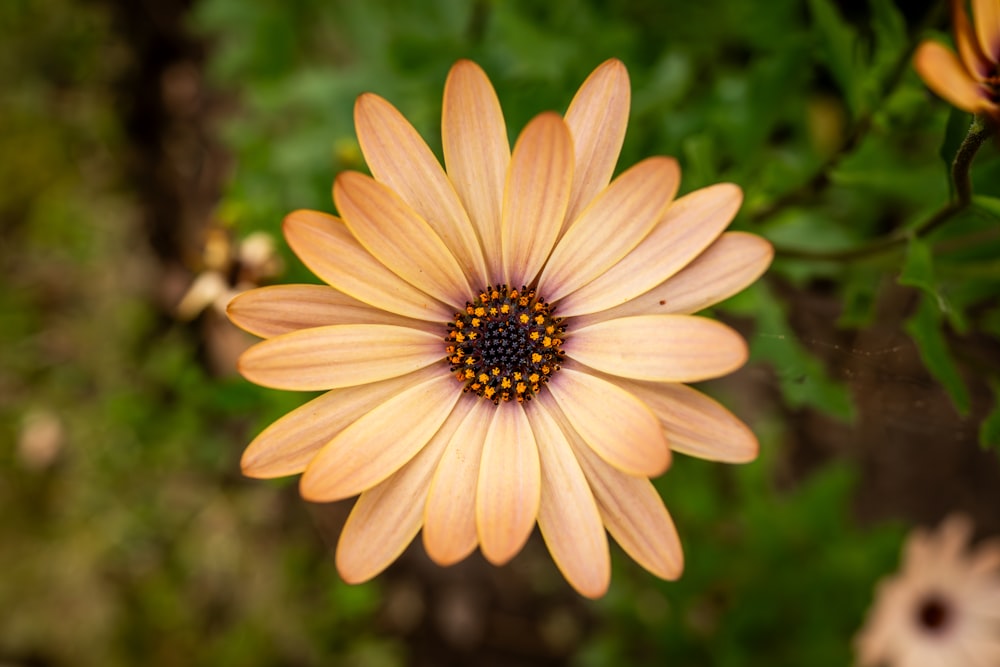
446 284 565 403
915 593 953 634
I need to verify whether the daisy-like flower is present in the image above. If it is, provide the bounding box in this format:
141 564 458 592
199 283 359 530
914 0 1000 123
227 59 773 598
855 515 1000 667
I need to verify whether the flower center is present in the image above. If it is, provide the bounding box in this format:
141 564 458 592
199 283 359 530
446 284 565 403
915 593 953 635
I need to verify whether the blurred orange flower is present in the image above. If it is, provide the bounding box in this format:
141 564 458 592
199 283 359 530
228 59 772 598
914 0 1000 122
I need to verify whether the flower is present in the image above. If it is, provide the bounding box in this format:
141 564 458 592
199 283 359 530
227 59 773 598
854 514 1000 667
914 0 1000 123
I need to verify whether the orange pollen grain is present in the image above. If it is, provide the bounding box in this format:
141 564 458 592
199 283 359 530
445 283 566 404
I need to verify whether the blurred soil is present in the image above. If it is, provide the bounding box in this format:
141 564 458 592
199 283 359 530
773 277 1000 537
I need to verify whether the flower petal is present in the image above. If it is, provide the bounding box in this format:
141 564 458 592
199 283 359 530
335 396 476 584
527 399 610 599
548 367 669 477
476 401 541 566
557 183 742 317
501 112 574 289
442 60 510 280
610 378 759 463
334 171 473 309
227 284 439 339
300 372 461 501
355 92 489 288
539 157 680 303
283 210 451 322
238 324 444 391
547 393 683 580
423 398 493 565
572 232 774 325
567 315 748 383
564 59 630 226
954 0 994 78
914 41 992 114
241 366 441 479
973 0 1000 67
969 537 1000 576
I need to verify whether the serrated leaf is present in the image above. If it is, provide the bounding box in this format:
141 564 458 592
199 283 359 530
904 294 970 415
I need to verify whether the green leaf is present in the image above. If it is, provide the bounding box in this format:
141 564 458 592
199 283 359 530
897 237 974 333
972 194 1000 221
866 0 907 103
807 0 863 115
838 270 880 328
744 283 855 421
898 236 936 295
868 0 906 64
980 380 1000 453
940 108 972 190
904 294 971 415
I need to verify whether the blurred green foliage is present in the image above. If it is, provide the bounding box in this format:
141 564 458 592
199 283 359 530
4 0 999 664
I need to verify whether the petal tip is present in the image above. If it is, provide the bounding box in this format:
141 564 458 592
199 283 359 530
354 91 385 114
592 57 629 82
335 541 380 585
239 448 265 478
449 58 484 75
648 445 673 478
298 469 343 503
574 576 611 600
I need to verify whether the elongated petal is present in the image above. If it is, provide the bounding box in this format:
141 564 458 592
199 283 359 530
241 366 440 478
572 232 773 325
527 400 610 599
355 93 489 288
548 368 669 477
501 112 574 289
228 284 439 338
539 157 680 303
300 373 461 501
610 378 758 463
283 210 451 322
443 60 510 279
914 41 992 114
334 172 473 309
954 0 994 78
969 538 1000 576
557 184 742 317
544 392 683 580
973 0 1000 67
567 315 747 383
238 324 443 391
335 397 475 583
564 59 630 226
476 401 541 565
423 398 493 565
